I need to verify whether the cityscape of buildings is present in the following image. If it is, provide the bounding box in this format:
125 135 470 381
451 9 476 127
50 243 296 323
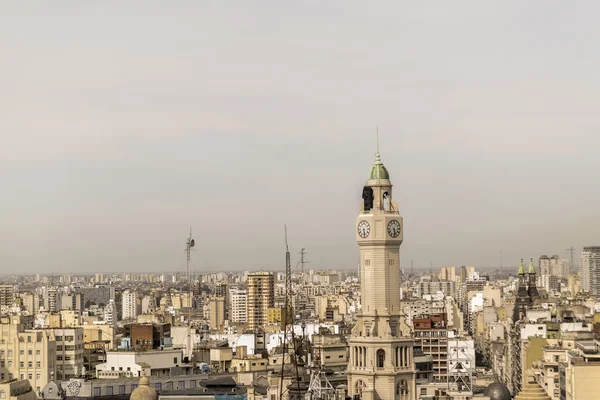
0 149 598 400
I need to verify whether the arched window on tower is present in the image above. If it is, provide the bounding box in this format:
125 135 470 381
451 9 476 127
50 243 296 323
362 187 374 212
355 380 365 397
383 191 390 211
376 349 385 368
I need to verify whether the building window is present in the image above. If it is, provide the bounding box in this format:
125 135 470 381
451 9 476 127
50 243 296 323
36 350 40 356
174 357 178 364
28 374 32 380
376 349 385 369
154 383 161 391
28 362 32 368
36 374 40 380
36 362 41 368
27 336 32 342
19 350 24 356
93 387 101 397
178 381 185 389
28 349 32 355
119 385 126 395
106 387 113 396
7 351 12 357
19 362 24 368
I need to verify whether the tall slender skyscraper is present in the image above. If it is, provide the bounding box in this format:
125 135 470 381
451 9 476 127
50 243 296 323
246 272 274 330
347 147 415 400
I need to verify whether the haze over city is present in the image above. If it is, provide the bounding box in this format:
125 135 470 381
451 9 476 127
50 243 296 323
2 2 599 274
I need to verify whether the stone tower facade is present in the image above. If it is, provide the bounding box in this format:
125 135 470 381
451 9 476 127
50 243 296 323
347 149 415 400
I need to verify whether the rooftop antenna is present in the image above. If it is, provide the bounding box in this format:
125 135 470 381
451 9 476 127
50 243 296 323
185 228 195 359
376 126 380 155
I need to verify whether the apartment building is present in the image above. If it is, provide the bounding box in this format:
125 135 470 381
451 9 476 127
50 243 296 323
0 315 56 394
229 288 247 324
246 272 274 331
54 327 85 380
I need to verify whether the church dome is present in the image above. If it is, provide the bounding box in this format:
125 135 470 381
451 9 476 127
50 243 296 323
483 382 511 400
130 376 158 400
368 152 389 180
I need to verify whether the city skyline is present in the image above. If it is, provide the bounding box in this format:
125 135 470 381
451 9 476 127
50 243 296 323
3 2 600 273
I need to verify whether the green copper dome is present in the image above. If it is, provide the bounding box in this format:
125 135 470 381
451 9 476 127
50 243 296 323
528 258 536 274
518 258 526 275
369 152 390 180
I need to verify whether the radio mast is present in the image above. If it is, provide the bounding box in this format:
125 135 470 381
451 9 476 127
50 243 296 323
185 228 195 360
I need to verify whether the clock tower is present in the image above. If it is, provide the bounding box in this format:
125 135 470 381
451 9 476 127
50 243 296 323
347 148 415 400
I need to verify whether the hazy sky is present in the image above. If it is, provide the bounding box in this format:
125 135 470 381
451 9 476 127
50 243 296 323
2 2 599 274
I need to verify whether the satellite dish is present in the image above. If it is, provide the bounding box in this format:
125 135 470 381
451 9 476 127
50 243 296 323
190 239 195 247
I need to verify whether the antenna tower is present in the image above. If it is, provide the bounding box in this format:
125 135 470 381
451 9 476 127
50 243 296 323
299 248 310 275
279 226 302 399
185 228 195 360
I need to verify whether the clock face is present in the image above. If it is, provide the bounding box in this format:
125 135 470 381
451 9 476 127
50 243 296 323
387 220 401 238
357 220 370 238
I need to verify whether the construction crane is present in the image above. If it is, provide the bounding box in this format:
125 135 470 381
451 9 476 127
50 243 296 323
279 226 302 400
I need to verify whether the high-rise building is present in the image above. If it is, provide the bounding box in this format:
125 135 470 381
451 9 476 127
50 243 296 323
447 266 457 282
539 255 569 279
60 293 84 311
0 285 14 307
413 314 450 382
460 266 468 284
229 288 247 323
43 287 59 313
209 297 225 332
439 266 448 281
54 327 85 380
215 282 228 319
122 290 138 320
580 247 600 295
347 148 415 399
104 299 117 327
246 272 274 330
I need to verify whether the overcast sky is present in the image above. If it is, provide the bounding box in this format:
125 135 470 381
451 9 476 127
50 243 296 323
1 2 599 274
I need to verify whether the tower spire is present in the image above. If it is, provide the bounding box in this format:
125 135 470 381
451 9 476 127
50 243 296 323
528 258 536 274
518 258 526 275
